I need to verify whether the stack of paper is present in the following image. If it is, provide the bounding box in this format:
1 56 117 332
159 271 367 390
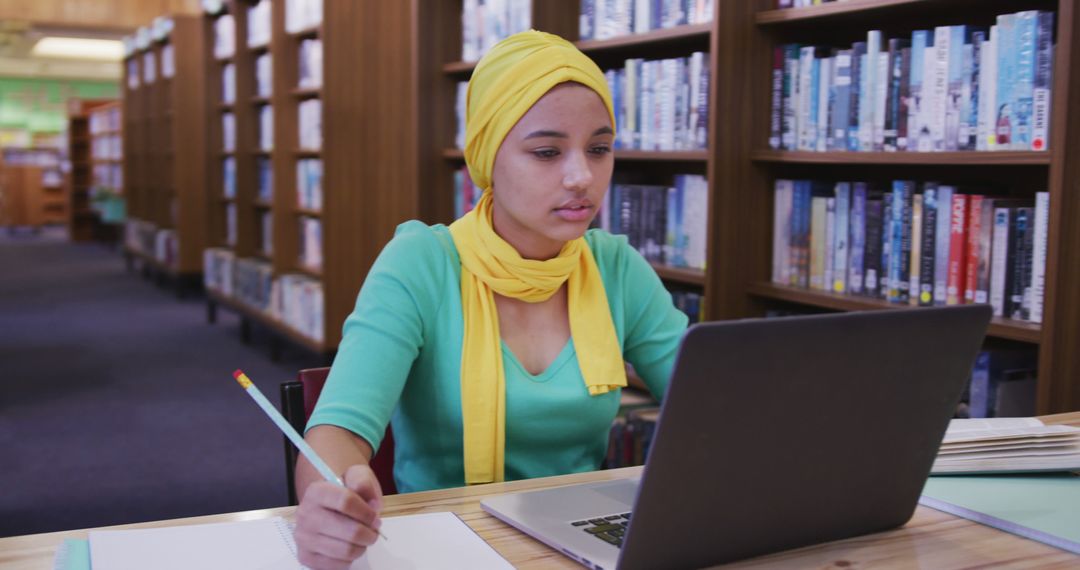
931 417 1080 474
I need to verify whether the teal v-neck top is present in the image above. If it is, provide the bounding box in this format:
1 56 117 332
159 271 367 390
308 221 689 493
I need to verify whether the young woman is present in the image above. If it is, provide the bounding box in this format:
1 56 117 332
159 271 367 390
292 30 689 569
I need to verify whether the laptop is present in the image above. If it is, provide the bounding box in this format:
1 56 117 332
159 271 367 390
481 305 992 570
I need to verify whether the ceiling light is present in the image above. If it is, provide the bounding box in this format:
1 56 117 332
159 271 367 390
31 37 123 61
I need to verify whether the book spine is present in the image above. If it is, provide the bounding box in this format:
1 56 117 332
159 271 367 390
1030 192 1049 323
934 185 954 304
897 47 912 151
883 39 903 151
989 207 1011 316
964 194 984 304
810 196 827 290
773 180 793 284
909 193 923 304
873 51 889 151
996 14 1016 149
963 30 984 151
861 31 881 151
770 46 784 149
931 26 950 151
975 198 995 304
863 198 883 296
1012 11 1038 151
848 42 866 151
978 27 997 151
880 192 893 300
1032 11 1054 151
831 50 853 151
782 45 800 150
824 196 836 290
817 56 834 152
849 182 866 295
833 182 850 293
945 25 967 151
1008 207 1032 319
946 193 968 305
918 184 937 306
907 30 928 152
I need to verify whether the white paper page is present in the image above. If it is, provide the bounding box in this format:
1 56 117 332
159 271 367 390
90 518 297 570
350 512 513 570
945 417 1044 436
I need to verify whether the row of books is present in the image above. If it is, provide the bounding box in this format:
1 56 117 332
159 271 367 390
461 0 531 63
213 14 236 60
155 229 178 268
125 219 158 257
247 0 272 49
297 159 323 211
92 164 123 191
260 211 273 257
603 406 660 469
256 53 272 98
89 106 121 134
258 105 274 151
298 216 322 271
605 53 710 151
2 148 59 167
768 10 1055 153
285 0 322 34
298 39 322 89
298 99 322 150
963 348 1038 419
91 136 122 161
257 158 272 202
162 44 175 80
671 289 703 323
579 0 714 41
598 175 708 270
221 63 236 103
222 112 236 152
770 179 1050 322
203 249 325 342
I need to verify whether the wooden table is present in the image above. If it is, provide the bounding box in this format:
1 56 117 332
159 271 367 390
4 412 1079 569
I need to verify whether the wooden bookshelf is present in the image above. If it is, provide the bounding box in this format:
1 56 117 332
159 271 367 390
66 99 115 241
122 15 209 287
0 148 63 230
737 0 1080 414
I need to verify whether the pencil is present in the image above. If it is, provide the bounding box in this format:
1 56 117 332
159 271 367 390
231 369 388 541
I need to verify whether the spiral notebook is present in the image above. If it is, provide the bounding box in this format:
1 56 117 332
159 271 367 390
69 512 512 570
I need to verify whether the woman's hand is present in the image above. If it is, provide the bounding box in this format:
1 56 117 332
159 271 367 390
293 464 384 570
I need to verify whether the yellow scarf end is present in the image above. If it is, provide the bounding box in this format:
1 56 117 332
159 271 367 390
587 383 625 396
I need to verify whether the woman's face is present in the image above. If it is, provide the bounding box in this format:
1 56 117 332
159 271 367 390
490 82 614 260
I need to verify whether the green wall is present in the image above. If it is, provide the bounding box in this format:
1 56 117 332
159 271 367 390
0 77 119 134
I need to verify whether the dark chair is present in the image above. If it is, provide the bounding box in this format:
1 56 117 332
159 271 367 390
280 367 397 505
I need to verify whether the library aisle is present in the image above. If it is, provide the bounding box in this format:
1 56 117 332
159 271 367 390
0 231 322 537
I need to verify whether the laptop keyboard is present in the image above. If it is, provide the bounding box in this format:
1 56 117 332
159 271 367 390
571 512 631 548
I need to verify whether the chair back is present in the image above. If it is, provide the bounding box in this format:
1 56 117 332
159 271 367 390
281 367 396 505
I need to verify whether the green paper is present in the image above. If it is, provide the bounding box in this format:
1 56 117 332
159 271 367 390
920 474 1080 554
53 539 90 570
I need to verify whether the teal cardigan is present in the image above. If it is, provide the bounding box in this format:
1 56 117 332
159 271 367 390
308 221 688 493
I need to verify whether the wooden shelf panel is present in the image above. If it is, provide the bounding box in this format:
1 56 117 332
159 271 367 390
291 87 322 99
651 264 705 286
247 43 270 54
295 265 323 279
296 207 322 217
747 282 1042 344
294 149 322 157
206 289 327 353
287 26 320 39
577 22 712 53
443 23 712 74
442 148 708 162
751 150 1052 166
250 96 271 105
254 200 272 209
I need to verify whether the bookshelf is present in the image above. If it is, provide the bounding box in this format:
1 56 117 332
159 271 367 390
418 0 711 306
0 147 64 231
739 0 1080 414
202 0 412 356
121 15 209 293
67 99 120 243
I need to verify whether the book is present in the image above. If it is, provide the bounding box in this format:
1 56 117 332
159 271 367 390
931 417 1080 474
920 474 1080 554
77 512 513 570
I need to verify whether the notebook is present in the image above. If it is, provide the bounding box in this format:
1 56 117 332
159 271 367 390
931 417 1080 474
920 474 1080 554
71 512 512 570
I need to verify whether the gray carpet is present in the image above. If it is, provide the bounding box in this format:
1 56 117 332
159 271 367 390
1 229 328 537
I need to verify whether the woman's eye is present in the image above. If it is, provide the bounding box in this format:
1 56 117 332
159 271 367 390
532 149 560 159
589 145 612 155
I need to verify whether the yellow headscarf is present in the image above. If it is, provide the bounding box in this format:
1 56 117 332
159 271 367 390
449 30 625 485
